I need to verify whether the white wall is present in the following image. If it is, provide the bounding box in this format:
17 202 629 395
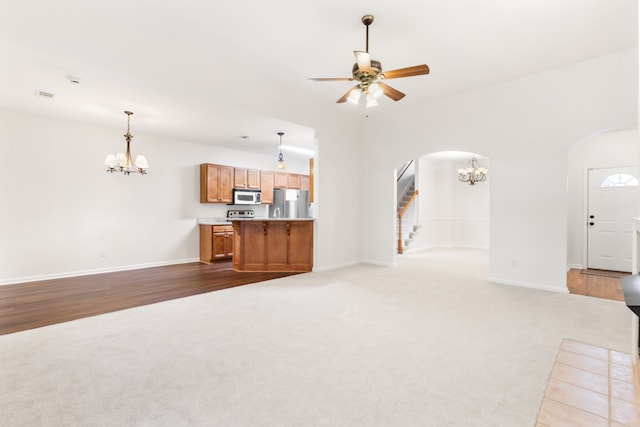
415 156 489 250
363 49 638 292
567 129 639 269
0 107 363 283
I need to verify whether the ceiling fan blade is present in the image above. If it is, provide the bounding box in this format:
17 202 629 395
336 85 361 103
382 64 430 79
354 51 371 73
308 77 354 82
378 82 405 101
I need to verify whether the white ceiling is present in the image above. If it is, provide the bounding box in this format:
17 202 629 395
0 1 636 158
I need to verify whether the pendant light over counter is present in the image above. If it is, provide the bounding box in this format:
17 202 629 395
277 132 286 170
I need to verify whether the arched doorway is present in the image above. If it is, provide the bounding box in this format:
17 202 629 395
396 151 490 254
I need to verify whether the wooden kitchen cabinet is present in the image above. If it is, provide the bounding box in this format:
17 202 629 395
235 167 261 189
247 169 260 189
274 171 288 188
212 225 234 259
260 170 275 204
199 224 233 263
200 164 233 203
234 167 247 188
287 173 302 189
201 163 310 203
232 220 313 272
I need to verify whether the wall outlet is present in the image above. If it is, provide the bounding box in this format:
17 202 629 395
512 259 518 267
99 249 106 257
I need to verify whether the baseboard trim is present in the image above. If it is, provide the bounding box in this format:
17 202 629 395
312 260 362 272
488 277 569 294
0 258 200 286
567 263 584 271
362 259 395 267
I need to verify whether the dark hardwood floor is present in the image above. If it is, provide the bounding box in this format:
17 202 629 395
0 261 300 335
1 264 626 336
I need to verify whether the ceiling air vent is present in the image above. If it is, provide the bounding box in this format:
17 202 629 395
34 90 55 98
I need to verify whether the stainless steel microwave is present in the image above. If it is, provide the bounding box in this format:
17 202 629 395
233 188 262 205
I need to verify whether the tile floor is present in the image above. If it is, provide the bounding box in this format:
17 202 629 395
536 339 640 426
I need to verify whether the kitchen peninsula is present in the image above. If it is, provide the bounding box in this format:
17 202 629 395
231 218 314 272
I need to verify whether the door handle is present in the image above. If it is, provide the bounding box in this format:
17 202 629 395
589 222 595 226
589 215 594 219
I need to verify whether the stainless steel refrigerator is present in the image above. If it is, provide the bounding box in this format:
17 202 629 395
269 189 310 218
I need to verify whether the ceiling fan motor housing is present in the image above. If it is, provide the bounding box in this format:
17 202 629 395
352 59 382 83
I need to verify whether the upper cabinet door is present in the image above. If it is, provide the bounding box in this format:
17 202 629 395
288 173 301 190
247 169 261 189
219 166 233 203
260 170 274 204
234 167 248 188
200 163 233 203
274 171 288 189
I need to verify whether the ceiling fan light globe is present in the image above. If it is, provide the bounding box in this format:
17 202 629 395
347 89 361 105
369 83 383 99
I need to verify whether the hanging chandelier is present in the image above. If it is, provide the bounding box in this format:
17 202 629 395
105 111 149 175
457 156 487 185
276 132 286 170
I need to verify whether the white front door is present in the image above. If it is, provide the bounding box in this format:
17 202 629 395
587 166 639 272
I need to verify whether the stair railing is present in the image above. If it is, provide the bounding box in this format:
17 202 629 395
397 190 419 254
397 159 414 182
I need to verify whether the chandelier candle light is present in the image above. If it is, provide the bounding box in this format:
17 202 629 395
105 111 149 175
458 156 487 185
277 131 286 170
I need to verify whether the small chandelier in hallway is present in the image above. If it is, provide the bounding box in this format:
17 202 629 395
105 111 149 175
458 156 487 185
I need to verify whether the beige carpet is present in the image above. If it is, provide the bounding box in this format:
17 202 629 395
0 248 632 426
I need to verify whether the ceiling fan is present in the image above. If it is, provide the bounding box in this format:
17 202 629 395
308 14 430 106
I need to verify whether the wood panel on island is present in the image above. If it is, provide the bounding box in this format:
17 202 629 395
232 220 313 272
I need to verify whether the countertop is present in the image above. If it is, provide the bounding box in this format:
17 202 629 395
198 217 315 225
230 218 315 222
197 218 231 225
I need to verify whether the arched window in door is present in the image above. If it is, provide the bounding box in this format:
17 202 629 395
600 173 639 188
